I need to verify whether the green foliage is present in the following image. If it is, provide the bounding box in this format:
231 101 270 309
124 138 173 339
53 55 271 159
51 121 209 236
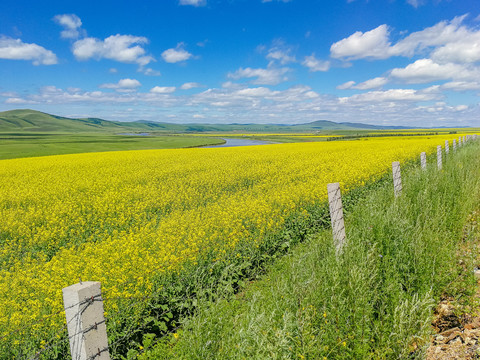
138 142 480 359
0 133 224 160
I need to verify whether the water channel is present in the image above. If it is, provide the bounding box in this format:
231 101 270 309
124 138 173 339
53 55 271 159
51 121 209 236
203 138 274 148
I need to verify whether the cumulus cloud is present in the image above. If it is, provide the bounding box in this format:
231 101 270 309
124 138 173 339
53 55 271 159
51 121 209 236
340 88 441 103
337 81 356 90
99 78 141 92
141 68 161 76
4 82 477 127
354 77 388 90
440 81 480 91
430 30 480 64
150 86 176 94
302 54 330 72
161 43 193 63
53 14 84 39
390 59 479 83
3 85 179 107
179 0 206 6
390 15 469 58
267 49 296 64
330 15 477 62
264 40 296 65
72 35 154 66
180 82 202 90
0 36 57 65
228 66 290 85
330 25 391 60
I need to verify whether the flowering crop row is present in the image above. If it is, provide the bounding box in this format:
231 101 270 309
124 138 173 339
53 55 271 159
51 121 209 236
0 134 466 347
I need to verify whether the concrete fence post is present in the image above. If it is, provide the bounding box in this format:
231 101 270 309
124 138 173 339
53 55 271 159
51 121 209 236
453 139 457 152
420 152 426 170
459 136 462 147
63 281 110 360
445 140 449 155
327 182 346 255
437 145 442 170
392 161 402 197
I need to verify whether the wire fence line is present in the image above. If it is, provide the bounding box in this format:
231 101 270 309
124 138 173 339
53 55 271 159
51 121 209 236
18 282 179 360
4 135 479 359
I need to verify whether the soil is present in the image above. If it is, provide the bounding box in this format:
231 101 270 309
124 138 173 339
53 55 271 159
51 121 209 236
425 211 480 359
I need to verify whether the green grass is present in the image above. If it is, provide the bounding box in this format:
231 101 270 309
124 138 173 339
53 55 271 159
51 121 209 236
138 142 480 359
0 133 224 160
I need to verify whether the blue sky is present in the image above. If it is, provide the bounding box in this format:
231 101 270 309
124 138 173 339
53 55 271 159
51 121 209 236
1 0 480 127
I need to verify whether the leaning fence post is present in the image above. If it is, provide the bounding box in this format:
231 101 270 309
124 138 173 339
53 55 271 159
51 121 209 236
453 139 457 152
327 182 346 255
420 152 426 170
392 161 402 197
437 145 442 170
445 140 449 155
63 281 110 360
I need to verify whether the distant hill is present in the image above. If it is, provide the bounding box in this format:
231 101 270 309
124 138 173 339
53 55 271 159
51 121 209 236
0 109 414 133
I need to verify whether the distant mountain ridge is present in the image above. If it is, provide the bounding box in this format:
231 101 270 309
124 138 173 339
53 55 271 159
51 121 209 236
0 109 414 133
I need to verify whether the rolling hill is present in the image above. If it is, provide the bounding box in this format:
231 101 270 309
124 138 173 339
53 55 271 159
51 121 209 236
0 109 412 133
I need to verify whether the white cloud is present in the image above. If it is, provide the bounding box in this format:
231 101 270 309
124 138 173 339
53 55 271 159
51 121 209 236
141 68 161 76
161 43 193 63
53 14 84 39
228 66 290 85
337 81 356 90
330 25 391 60
390 59 479 83
109 68 118 73
390 15 469 58
99 78 141 92
193 114 205 118
353 77 388 90
267 49 296 64
235 87 272 97
406 0 424 8
337 77 387 90
150 86 176 94
440 81 480 91
5 83 478 127
330 15 476 62
302 54 330 72
72 35 153 66
5 97 38 104
430 31 480 64
340 88 441 103
264 40 296 65
0 36 57 65
180 82 202 90
179 0 206 6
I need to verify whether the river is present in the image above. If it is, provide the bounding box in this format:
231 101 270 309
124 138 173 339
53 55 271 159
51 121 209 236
203 138 274 148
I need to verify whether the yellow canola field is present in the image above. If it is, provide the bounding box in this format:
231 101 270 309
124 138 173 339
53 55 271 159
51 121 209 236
0 135 467 340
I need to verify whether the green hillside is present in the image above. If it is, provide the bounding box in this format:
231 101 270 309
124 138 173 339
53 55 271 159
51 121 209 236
0 109 412 134
0 109 119 132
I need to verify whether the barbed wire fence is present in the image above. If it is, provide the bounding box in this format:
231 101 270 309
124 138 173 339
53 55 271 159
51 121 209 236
2 134 478 359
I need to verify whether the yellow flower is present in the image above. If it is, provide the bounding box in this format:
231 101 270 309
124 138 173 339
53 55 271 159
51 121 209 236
0 134 465 346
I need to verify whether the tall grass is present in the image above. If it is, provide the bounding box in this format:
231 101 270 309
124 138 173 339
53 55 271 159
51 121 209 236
141 142 480 359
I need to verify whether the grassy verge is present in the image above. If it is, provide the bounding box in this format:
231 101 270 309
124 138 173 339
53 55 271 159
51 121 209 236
0 133 223 160
138 142 480 359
